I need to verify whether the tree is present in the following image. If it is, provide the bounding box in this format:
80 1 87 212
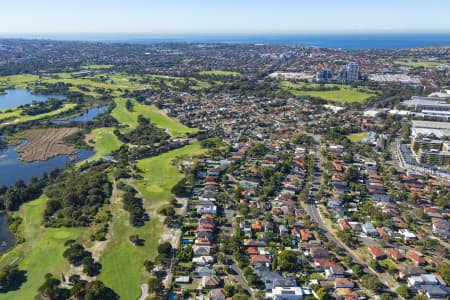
369 259 381 272
360 274 382 292
129 234 144 246
277 250 298 272
85 280 118 300
343 256 352 266
396 285 411 299
380 293 393 300
0 265 22 291
157 242 172 257
82 256 98 276
436 264 450 286
233 294 250 300
148 276 164 295
144 260 155 273
315 287 328 300
38 273 61 298
224 284 237 296
413 295 428 300
351 264 363 279
63 243 91 265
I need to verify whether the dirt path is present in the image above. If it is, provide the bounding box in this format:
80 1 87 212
138 283 149 300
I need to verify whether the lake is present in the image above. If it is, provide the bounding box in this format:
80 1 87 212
0 213 15 254
0 142 94 186
0 89 65 110
53 105 108 124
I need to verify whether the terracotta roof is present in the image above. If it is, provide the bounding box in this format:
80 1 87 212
407 251 426 265
250 255 271 263
368 246 385 259
385 248 405 261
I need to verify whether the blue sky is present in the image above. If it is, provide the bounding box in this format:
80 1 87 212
1 0 450 34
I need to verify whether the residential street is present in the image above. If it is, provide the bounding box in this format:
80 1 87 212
306 135 398 293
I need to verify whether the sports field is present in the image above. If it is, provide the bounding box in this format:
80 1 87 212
347 131 369 142
282 81 376 103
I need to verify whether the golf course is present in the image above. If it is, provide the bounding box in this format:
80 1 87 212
99 143 206 299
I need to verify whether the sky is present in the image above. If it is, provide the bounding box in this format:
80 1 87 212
1 0 450 34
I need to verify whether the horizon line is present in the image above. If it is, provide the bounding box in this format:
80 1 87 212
2 30 450 36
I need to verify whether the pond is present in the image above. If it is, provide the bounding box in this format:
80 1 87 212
0 213 15 254
53 105 108 124
0 89 65 110
0 142 94 186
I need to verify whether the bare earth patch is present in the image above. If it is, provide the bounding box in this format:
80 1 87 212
16 128 80 161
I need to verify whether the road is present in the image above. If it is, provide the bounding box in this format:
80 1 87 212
221 208 255 298
306 135 398 293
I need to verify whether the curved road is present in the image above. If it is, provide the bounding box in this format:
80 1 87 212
307 135 397 293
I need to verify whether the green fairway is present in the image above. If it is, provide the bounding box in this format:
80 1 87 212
347 131 369 143
135 142 205 202
111 97 139 128
111 98 197 137
282 81 375 103
0 103 77 126
0 75 39 89
86 127 123 161
199 70 240 76
134 103 198 138
99 143 206 299
0 196 81 300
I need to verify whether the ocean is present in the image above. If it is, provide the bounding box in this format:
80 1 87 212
3 33 450 49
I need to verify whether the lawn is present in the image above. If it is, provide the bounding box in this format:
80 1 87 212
81 64 114 70
0 196 81 300
282 81 376 103
99 143 206 299
135 142 206 202
85 127 122 162
199 70 240 76
111 98 197 137
134 103 198 138
0 75 39 89
0 103 77 126
347 131 369 143
393 58 448 68
111 97 139 128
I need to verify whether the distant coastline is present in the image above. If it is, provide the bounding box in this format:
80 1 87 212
2 33 450 49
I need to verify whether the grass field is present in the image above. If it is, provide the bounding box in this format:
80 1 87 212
111 98 139 128
393 58 448 68
111 98 197 137
81 64 114 70
347 131 369 143
99 143 206 299
135 142 206 202
0 196 81 300
134 104 198 138
199 70 240 76
86 127 123 162
0 103 77 126
0 75 39 89
282 81 376 103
